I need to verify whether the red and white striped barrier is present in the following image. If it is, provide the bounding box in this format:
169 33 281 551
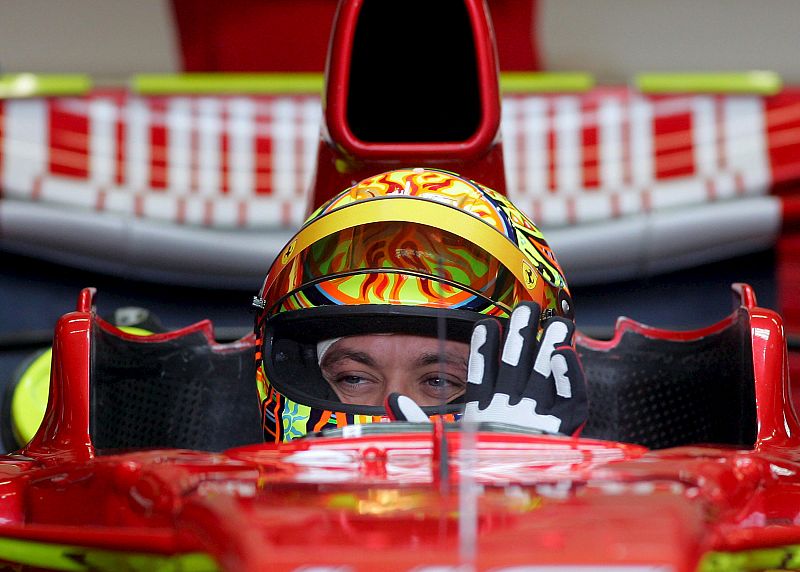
1 89 798 286
1 94 319 228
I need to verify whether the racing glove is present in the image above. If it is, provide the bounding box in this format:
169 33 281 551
385 302 588 436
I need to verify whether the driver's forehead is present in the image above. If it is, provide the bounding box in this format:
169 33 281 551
324 334 469 367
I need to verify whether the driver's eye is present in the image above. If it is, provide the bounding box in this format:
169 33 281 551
425 377 454 388
420 375 466 402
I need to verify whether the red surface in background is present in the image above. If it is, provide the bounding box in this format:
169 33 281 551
766 91 800 184
490 0 540 70
170 0 337 72
651 102 695 180
49 103 90 179
170 0 539 72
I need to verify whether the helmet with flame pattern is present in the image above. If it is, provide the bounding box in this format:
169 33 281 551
253 168 572 442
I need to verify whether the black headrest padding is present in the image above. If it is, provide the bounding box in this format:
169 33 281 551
90 326 262 452
578 308 757 449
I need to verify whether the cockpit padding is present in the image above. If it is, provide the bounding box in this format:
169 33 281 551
578 308 757 449
90 323 262 452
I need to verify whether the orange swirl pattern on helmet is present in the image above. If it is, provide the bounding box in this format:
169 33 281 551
265 168 567 317
313 168 509 234
268 220 518 314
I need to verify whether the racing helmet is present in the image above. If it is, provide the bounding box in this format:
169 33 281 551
254 168 572 442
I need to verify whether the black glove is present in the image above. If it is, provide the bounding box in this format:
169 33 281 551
385 393 431 422
385 302 588 435
463 302 588 435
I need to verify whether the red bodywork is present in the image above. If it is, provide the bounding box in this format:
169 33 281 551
309 0 508 208
0 283 796 571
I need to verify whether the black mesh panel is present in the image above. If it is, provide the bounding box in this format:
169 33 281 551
90 324 262 452
578 309 757 449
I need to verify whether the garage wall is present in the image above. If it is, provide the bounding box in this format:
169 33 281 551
0 1 798 81
540 0 800 83
0 0 179 76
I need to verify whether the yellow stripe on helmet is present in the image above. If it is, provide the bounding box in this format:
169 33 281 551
261 197 542 300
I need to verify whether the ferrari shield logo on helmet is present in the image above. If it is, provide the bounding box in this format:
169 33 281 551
281 240 297 265
522 261 537 289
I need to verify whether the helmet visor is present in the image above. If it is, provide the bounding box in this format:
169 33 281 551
264 221 525 315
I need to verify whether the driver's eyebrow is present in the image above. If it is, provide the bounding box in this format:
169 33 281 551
415 351 468 370
321 349 377 369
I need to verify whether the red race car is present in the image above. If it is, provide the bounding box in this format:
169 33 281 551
1 1 797 570
0 281 794 571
